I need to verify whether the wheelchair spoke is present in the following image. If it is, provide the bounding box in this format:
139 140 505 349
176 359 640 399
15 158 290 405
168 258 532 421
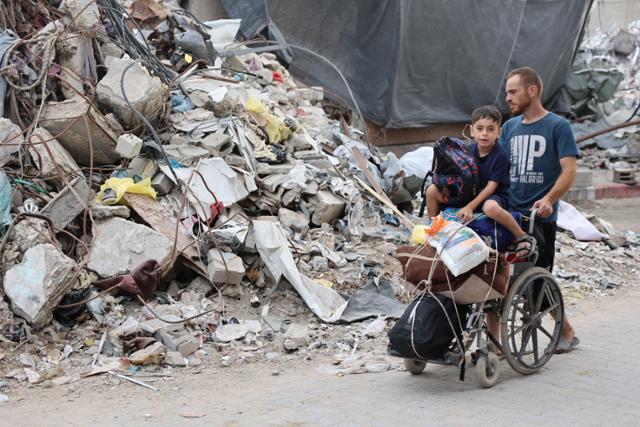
532 327 539 363
534 279 547 313
537 323 554 340
518 326 533 357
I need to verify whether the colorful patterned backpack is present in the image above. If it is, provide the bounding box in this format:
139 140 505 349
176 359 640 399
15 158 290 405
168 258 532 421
419 137 480 216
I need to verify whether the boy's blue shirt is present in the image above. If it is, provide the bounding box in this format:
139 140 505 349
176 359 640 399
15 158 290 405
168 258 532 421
498 112 579 222
469 140 510 205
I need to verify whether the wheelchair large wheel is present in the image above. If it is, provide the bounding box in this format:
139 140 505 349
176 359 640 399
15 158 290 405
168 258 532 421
500 267 564 375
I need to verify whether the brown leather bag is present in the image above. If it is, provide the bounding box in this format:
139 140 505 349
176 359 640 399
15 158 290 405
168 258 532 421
396 245 509 296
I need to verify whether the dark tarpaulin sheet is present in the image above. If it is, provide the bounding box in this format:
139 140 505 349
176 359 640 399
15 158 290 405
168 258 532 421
221 0 592 128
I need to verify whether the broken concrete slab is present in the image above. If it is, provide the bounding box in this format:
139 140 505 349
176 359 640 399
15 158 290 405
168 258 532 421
97 58 166 129
164 144 210 164
40 177 92 230
311 190 346 226
3 244 75 327
278 208 309 235
207 250 245 285
39 96 120 165
139 316 184 334
284 323 309 348
27 128 80 179
87 217 173 277
214 320 261 342
116 134 143 159
0 118 22 166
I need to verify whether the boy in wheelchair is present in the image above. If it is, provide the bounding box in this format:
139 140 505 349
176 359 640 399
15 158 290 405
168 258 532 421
425 105 536 256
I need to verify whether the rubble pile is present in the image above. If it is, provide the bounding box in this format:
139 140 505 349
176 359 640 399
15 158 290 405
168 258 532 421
0 0 412 392
569 20 640 171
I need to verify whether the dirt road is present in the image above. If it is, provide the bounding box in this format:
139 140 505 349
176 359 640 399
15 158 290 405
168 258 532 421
3 283 639 426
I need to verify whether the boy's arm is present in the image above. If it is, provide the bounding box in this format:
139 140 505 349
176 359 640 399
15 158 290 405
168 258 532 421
466 181 498 210
457 181 498 221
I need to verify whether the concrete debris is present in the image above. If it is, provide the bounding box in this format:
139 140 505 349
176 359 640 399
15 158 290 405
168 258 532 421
278 208 309 235
10 218 53 253
214 320 262 342
39 96 120 165
3 244 75 327
311 190 347 226
128 342 167 365
87 217 173 277
207 250 245 285
27 128 80 179
0 118 22 166
96 58 166 129
40 177 92 230
116 134 143 159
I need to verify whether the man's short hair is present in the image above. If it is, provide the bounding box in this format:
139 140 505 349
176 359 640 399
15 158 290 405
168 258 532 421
471 105 502 125
507 67 543 96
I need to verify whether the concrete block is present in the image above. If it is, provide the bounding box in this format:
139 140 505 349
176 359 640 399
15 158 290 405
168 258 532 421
27 128 80 179
574 168 593 188
97 58 166 129
207 250 245 285
278 208 309 234
200 132 233 156
0 118 22 166
3 244 75 328
155 329 199 357
116 134 143 159
87 217 173 277
311 190 346 226
39 96 119 165
139 316 184 334
284 323 309 347
256 162 294 176
57 33 91 98
151 171 175 196
126 156 158 178
40 177 92 229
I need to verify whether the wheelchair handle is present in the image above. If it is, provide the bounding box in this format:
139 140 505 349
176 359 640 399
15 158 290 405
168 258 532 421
528 208 538 235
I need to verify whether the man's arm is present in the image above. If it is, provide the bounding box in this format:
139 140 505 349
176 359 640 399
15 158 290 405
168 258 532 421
532 156 577 218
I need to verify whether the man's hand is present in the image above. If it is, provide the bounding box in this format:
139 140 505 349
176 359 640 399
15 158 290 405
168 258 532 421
456 206 474 223
532 196 554 218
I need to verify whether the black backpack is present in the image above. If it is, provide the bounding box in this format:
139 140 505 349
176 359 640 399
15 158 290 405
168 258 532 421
388 293 468 360
419 137 480 216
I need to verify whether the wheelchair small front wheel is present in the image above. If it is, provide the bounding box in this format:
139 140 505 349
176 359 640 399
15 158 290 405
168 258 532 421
404 359 426 375
476 352 500 388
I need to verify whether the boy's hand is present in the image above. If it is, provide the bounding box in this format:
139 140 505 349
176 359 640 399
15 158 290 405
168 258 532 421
456 206 474 223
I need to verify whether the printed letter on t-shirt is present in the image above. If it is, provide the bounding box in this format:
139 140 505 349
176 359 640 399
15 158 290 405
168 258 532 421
527 135 546 171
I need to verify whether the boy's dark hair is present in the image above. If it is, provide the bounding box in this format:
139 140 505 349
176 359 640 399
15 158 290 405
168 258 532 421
507 67 543 96
471 105 502 125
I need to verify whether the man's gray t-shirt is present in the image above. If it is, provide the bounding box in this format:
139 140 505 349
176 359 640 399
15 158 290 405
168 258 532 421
498 112 579 222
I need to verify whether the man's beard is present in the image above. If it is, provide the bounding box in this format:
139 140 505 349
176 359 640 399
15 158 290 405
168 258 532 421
510 95 532 115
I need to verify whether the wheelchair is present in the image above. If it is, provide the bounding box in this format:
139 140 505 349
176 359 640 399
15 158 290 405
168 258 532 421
395 210 565 388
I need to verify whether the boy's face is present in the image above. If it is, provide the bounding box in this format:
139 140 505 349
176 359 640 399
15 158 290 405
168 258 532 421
470 117 500 149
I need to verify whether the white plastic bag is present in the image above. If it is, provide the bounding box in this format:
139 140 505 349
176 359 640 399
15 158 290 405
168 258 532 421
399 146 434 179
426 218 489 276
